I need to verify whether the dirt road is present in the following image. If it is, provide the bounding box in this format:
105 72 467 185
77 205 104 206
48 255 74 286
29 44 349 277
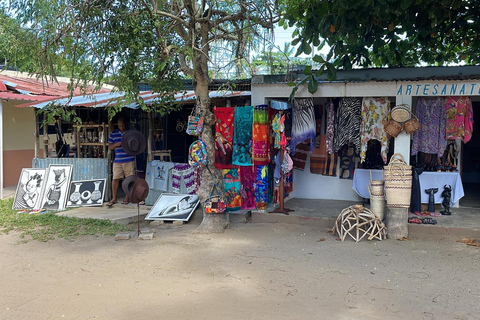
1 221 479 320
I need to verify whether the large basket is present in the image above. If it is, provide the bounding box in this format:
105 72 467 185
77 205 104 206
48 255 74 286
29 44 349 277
369 194 385 221
391 104 411 123
384 153 412 208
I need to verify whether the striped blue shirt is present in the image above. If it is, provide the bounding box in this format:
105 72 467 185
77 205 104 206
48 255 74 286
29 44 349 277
109 129 135 163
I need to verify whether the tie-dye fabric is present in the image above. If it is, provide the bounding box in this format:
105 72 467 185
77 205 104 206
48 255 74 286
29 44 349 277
214 107 235 169
291 98 316 155
252 105 269 165
222 168 241 211
233 106 253 166
255 165 268 210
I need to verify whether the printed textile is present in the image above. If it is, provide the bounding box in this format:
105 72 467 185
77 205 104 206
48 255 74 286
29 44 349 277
240 166 256 210
325 100 336 154
334 97 362 154
270 100 291 110
291 98 316 155
292 141 309 170
339 144 355 180
147 161 174 191
271 113 284 149
445 96 474 143
360 97 391 163
214 107 235 169
252 105 269 165
412 97 447 157
222 168 241 211
172 164 196 194
233 106 253 166
310 134 327 174
255 165 268 210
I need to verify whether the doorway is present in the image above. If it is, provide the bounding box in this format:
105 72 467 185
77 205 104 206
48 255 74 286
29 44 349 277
461 100 480 207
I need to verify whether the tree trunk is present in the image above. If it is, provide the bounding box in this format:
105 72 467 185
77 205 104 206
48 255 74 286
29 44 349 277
192 45 228 233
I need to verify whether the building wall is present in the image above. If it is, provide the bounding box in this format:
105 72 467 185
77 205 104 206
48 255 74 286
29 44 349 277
2 101 37 186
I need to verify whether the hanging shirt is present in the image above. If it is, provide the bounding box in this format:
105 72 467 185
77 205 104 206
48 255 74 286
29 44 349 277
360 97 390 163
445 96 474 143
147 161 174 191
411 97 447 157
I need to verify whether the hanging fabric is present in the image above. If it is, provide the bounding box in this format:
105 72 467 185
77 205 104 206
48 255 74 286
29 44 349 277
360 97 391 164
171 164 196 194
334 97 362 154
214 107 235 169
222 168 241 211
240 166 256 210
270 100 291 110
310 134 327 174
445 96 474 143
291 98 316 155
339 144 356 179
232 106 253 166
325 99 336 154
411 97 447 157
252 104 269 165
255 165 268 210
271 112 284 149
292 141 309 170
147 160 174 191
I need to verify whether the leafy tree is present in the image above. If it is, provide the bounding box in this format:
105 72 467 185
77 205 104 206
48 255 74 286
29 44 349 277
280 0 480 95
7 0 279 233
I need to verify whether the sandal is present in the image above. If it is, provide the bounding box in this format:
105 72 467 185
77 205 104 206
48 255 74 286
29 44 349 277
121 200 130 205
422 217 437 225
430 212 442 217
408 217 423 224
106 200 117 207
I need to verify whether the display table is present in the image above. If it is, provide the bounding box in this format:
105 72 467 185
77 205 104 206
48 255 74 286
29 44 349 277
352 169 464 204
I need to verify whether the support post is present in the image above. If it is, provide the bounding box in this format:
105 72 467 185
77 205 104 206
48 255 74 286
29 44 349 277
34 108 40 158
147 112 153 161
0 99 3 199
269 149 293 215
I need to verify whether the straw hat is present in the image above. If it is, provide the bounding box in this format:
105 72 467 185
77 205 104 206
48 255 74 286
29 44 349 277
121 130 146 156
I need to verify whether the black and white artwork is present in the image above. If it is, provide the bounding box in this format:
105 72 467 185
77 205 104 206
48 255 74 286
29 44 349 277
12 168 47 210
67 179 106 207
146 193 200 221
38 164 73 211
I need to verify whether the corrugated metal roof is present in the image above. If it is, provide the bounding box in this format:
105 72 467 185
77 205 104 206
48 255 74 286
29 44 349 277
17 90 251 109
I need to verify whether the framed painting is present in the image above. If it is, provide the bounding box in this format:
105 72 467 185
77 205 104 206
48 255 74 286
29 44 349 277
66 179 106 207
12 168 47 210
146 193 200 221
38 164 73 211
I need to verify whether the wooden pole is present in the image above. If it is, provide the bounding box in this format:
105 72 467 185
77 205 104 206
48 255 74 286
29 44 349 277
269 149 294 215
33 108 40 158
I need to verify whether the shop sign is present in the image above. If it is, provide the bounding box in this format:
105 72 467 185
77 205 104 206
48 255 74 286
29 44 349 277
397 83 480 96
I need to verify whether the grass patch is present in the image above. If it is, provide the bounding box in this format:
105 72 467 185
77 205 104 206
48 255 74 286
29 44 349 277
0 198 131 242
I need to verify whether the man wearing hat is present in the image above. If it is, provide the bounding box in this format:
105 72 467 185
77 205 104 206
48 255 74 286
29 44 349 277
107 117 135 206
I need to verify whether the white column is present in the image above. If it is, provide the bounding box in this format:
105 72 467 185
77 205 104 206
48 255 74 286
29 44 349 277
0 99 3 199
394 94 413 165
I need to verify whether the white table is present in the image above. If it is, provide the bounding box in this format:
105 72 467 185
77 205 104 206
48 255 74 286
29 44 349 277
352 169 464 205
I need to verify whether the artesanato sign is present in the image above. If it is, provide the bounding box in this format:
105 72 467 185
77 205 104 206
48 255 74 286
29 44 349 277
397 83 480 96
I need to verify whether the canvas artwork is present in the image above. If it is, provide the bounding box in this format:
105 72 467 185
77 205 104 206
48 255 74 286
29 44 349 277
67 179 106 207
146 193 200 221
12 168 47 210
38 164 73 211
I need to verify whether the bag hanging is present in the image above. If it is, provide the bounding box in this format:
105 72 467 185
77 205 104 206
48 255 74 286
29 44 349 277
403 113 421 134
390 104 411 123
188 140 208 167
204 183 226 213
186 106 204 135
384 118 403 138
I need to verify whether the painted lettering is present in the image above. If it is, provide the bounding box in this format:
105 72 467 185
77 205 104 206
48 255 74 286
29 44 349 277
423 84 430 95
459 84 466 95
450 84 457 95
471 84 477 95
406 84 412 95
433 84 439 95
397 85 403 95
416 84 422 95
440 85 447 95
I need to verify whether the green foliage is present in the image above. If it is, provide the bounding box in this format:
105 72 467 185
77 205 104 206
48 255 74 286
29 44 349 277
0 198 130 242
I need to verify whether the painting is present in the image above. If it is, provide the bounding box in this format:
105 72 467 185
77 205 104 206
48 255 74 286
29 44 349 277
12 168 47 210
38 164 73 211
146 193 200 221
66 179 106 207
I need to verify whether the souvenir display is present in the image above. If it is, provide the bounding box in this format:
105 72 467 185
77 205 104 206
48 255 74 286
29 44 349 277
146 194 199 221
214 107 235 169
39 164 73 211
204 184 226 214
334 97 362 154
12 168 47 210
239 167 256 210
252 105 269 165
291 98 316 155
232 106 253 166
67 179 106 207
222 168 241 211
360 97 390 163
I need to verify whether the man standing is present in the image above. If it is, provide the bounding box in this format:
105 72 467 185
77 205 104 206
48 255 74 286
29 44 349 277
107 117 135 206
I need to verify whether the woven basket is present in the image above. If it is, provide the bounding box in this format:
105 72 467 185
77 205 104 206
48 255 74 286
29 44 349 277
384 119 403 137
384 153 412 208
391 104 411 123
369 171 384 195
404 113 421 134
369 195 385 221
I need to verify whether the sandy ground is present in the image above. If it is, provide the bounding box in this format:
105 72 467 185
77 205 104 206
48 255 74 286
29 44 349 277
1 221 479 320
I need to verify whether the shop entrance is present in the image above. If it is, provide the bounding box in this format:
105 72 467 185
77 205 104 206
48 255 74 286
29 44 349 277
461 100 480 207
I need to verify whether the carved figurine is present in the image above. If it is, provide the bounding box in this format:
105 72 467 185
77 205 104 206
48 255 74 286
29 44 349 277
441 184 452 215
425 188 438 213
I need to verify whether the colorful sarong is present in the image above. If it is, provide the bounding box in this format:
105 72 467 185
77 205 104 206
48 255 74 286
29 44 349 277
252 105 269 165
214 107 234 169
233 106 253 166
240 166 256 210
255 165 268 210
291 98 316 155
222 168 241 211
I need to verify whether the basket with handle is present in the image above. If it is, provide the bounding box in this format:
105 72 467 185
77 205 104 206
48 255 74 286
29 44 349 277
368 185 385 221
384 153 412 208
391 104 411 123
404 113 421 134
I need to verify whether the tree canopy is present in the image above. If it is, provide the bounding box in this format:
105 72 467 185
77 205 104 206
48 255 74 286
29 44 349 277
280 0 480 94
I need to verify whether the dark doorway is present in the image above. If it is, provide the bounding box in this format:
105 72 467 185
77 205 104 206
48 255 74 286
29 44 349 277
461 100 480 207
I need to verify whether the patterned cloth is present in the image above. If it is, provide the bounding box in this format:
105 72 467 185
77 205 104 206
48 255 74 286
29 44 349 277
271 113 284 149
240 166 256 210
214 107 235 169
171 164 196 194
255 165 268 210
291 98 316 155
310 134 327 174
339 144 355 179
445 96 474 143
334 97 362 154
292 141 309 170
412 97 447 157
325 100 336 154
360 97 391 163
252 105 269 165
222 168 241 211
233 106 253 166
323 152 338 177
